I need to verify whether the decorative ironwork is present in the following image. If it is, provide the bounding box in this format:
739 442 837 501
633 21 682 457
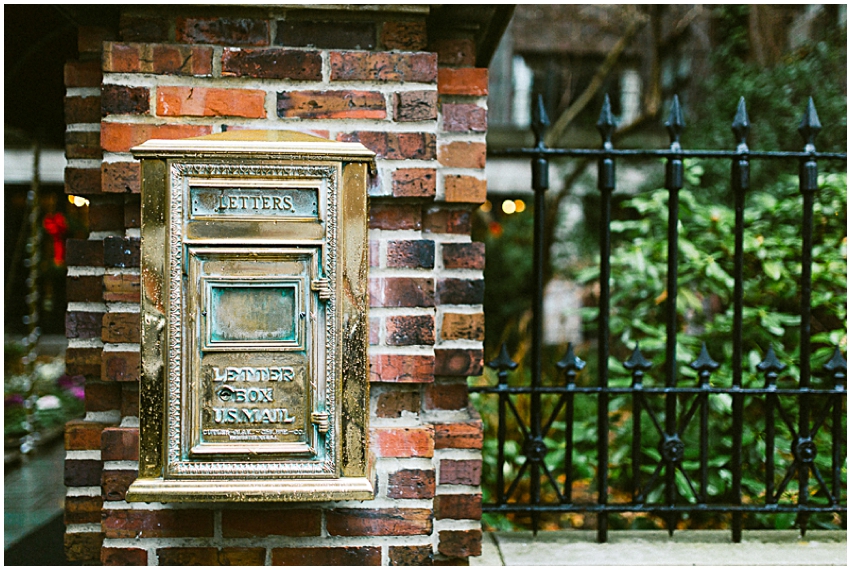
472 94 847 542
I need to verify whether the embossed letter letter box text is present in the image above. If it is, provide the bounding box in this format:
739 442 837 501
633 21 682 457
126 131 374 502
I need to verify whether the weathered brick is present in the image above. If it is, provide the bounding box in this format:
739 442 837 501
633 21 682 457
435 348 484 377
66 311 104 340
65 495 103 525
369 240 380 267
439 459 482 486
372 426 434 458
103 42 213 76
445 175 487 203
222 47 322 80
272 547 381 566
121 384 140 417
338 131 436 160
442 242 485 270
277 90 385 119
438 530 482 558
370 354 434 383
176 17 270 46
326 508 432 536
276 20 375 49
386 315 435 346
434 419 483 450
392 168 436 198
65 131 102 160
78 25 115 54
65 420 106 451
102 547 147 566
156 548 217 566
222 509 321 537
369 316 380 344
217 548 267 566
102 469 137 502
438 141 486 169
158 86 266 118
102 161 141 194
88 197 125 232
423 206 471 235
381 21 427 51
104 273 141 302
66 239 104 266
425 380 469 410
441 312 485 341
370 277 434 308
330 51 436 83
65 95 101 124
66 347 103 377
392 546 435 567
64 459 104 487
387 468 435 499
103 509 214 539
386 239 435 268
442 103 487 132
102 350 141 382
438 68 488 95
430 38 476 68
437 278 484 305
65 167 101 195
435 494 482 520
103 236 140 268
102 312 141 344
125 195 141 229
370 203 422 230
375 388 420 418
394 90 438 122
101 427 139 461
101 84 150 116
67 275 103 303
85 382 122 412
64 60 102 88
64 531 104 563
119 14 169 43
100 122 212 153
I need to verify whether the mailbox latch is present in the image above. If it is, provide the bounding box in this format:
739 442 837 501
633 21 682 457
311 278 332 301
311 411 331 433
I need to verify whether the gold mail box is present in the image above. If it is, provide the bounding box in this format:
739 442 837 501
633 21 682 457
126 131 375 502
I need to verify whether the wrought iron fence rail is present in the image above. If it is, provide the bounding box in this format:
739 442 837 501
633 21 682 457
482 505 846 514
491 148 848 160
471 386 846 396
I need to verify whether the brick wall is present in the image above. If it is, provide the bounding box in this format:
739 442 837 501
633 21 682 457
63 8 487 565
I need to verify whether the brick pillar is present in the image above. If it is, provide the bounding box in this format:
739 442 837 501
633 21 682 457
63 8 486 565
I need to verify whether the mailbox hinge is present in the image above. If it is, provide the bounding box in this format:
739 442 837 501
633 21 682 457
311 278 332 301
311 411 331 433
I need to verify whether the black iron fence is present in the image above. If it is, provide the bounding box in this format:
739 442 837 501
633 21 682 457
471 94 847 542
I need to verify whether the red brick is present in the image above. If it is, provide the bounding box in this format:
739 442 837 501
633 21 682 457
103 509 214 538
392 168 436 198
65 131 102 160
64 60 102 88
438 142 486 169
65 96 101 124
120 14 169 43
381 21 427 51
78 26 115 54
389 545 434 566
434 419 483 450
430 38 476 68
222 509 321 537
276 20 375 50
125 195 141 229
65 495 103 525
65 167 102 195
442 242 485 269
66 239 104 266
121 384 140 417
103 274 140 303
272 547 381 566
439 459 482 486
338 131 436 160
64 459 104 486
435 494 482 520
369 316 380 344
386 315 435 346
369 241 380 268
438 68 488 95
85 381 122 412
435 348 484 377
438 530 482 558
100 122 212 153
326 508 432 536
104 236 140 268
67 275 103 303
330 51 436 83
222 47 321 80
176 17 270 46
394 90 438 122
102 43 142 73
375 389 420 418
370 277 434 308
66 347 103 377
386 239 435 268
425 380 470 410
103 42 213 76
372 426 434 458
101 427 139 461
370 354 434 383
369 203 422 230
277 90 385 119
66 311 104 340
441 312 485 342
218 548 267 566
102 161 141 194
442 103 487 132
65 420 106 451
387 468 435 499
158 86 266 118
102 312 141 344
65 531 104 563
444 175 487 203
88 197 125 232
423 206 471 235
102 350 141 382
102 469 137 501
101 84 150 116
102 547 147 566
437 278 484 305
156 548 217 566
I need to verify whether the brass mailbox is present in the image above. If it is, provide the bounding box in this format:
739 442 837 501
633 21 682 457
126 131 374 502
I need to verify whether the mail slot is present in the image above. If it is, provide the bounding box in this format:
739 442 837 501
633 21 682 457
125 131 375 502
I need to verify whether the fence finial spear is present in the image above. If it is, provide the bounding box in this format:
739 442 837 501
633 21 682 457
556 342 586 372
532 93 550 148
731 97 750 151
596 94 616 147
488 342 519 372
624 343 652 372
823 347 847 387
757 345 786 375
798 97 822 151
665 95 685 148
690 343 720 374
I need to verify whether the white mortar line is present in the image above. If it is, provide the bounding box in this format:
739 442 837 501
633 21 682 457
66 450 101 460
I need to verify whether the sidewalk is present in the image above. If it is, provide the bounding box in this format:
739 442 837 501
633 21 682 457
472 529 847 566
